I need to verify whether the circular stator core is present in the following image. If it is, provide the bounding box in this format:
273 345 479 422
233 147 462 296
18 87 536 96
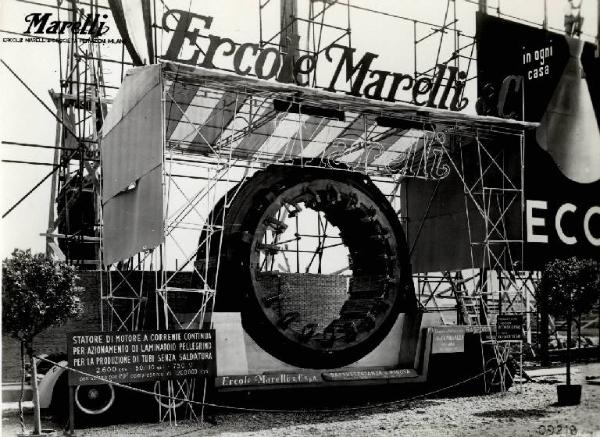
200 164 416 369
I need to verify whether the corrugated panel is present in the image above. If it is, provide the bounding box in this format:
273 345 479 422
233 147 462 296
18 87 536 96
102 65 160 137
101 64 163 264
103 167 163 265
102 82 162 202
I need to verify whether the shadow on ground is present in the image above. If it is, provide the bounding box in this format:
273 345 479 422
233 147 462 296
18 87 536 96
473 408 551 419
6 383 477 435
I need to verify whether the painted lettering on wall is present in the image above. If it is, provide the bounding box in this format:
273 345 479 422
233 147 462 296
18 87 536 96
522 43 553 81
525 200 600 246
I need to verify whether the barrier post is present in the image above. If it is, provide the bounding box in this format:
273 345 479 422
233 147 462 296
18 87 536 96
67 385 75 436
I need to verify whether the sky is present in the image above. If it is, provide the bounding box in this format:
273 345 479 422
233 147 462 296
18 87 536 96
0 0 598 262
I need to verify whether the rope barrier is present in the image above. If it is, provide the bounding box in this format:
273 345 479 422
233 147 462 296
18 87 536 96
35 355 506 415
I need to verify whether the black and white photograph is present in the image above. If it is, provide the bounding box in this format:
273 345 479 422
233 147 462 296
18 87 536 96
1 0 599 435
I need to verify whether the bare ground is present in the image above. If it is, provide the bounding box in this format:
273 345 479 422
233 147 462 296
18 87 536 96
3 363 600 437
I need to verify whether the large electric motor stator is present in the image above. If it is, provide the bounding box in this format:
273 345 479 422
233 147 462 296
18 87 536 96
197 164 416 369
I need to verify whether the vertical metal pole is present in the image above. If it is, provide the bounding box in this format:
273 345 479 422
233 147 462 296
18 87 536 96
152 0 158 64
200 378 208 424
519 341 523 393
30 355 42 435
68 386 75 436
413 21 418 78
540 291 550 366
453 0 458 70
160 82 167 332
258 0 264 47
47 111 62 257
526 281 532 344
295 214 300 273
543 0 548 29
279 0 299 83
478 0 487 14
280 0 298 47
566 291 572 385
346 0 352 52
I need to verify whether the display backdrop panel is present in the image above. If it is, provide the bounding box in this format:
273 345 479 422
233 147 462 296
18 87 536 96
406 14 599 273
476 13 600 268
101 65 164 265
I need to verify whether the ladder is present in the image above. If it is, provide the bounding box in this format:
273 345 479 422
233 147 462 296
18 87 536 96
454 289 484 326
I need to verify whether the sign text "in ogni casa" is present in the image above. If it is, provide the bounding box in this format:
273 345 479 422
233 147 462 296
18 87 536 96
67 329 216 386
160 10 468 111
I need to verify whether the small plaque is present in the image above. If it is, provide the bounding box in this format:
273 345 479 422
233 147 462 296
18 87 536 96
322 368 418 381
215 372 322 388
496 314 523 341
431 326 465 354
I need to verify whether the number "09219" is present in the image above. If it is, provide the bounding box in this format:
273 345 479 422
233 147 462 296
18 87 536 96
537 424 577 435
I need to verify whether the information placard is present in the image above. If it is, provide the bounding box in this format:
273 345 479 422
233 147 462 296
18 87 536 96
215 372 323 388
496 314 524 341
67 329 216 386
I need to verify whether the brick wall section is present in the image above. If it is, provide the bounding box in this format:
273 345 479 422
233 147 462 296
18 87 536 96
101 271 196 330
257 272 349 334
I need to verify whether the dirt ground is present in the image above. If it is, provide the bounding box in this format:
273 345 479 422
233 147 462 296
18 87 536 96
3 363 600 437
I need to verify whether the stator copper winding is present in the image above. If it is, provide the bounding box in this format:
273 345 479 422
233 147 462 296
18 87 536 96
195 163 417 369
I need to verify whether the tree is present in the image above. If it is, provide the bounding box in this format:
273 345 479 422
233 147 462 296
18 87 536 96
537 257 599 386
2 249 84 435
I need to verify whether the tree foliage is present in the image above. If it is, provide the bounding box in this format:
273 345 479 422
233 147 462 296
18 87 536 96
538 257 600 318
2 249 84 350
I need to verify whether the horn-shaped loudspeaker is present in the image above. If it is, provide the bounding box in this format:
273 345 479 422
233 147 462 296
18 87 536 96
536 37 600 184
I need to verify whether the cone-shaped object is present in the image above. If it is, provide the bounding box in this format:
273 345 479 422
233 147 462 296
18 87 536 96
536 37 600 184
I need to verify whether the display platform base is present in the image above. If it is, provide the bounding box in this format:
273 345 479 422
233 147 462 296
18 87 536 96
211 312 447 392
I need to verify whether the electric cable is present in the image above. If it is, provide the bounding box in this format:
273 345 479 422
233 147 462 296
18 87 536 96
35 355 505 415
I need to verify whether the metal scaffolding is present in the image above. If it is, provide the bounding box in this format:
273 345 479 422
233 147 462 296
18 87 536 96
94 0 534 398
4 0 584 410
42 0 114 269
441 127 527 391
